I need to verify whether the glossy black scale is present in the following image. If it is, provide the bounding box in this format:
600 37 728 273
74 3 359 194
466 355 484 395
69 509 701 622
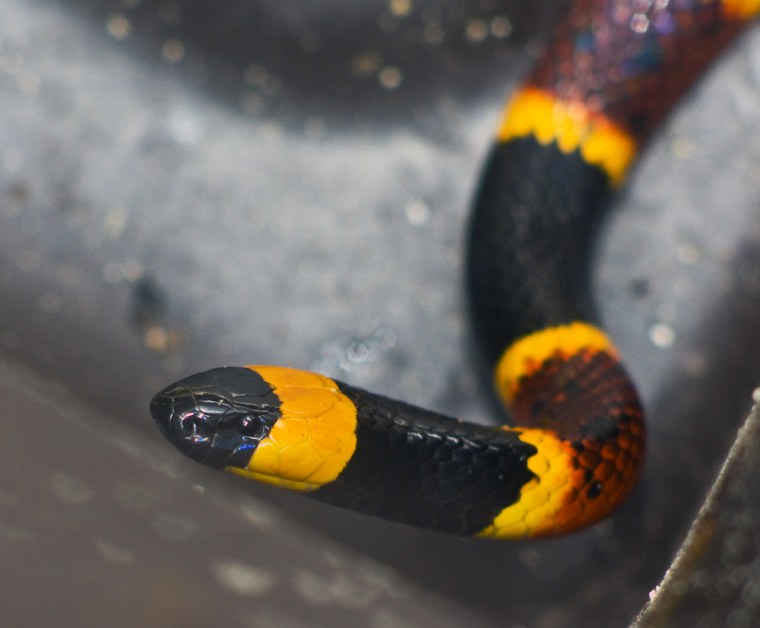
311 383 538 535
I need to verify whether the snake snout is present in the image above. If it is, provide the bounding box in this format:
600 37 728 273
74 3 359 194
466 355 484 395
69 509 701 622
149 393 174 436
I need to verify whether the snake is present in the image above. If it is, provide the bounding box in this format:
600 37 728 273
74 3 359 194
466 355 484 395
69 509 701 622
149 0 760 539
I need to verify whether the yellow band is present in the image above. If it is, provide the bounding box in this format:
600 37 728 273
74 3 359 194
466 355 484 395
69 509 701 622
476 428 574 539
497 87 636 186
227 366 358 492
494 322 617 405
721 0 760 18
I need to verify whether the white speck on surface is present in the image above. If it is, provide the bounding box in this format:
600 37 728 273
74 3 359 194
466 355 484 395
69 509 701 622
378 66 403 90
648 584 660 601
293 569 381 609
675 241 702 265
630 13 649 34
212 559 276 596
311 325 397 375
670 137 696 159
167 109 205 145
161 38 185 63
351 51 383 78
106 14 131 40
94 538 135 564
151 512 199 542
465 18 488 44
388 0 411 18
103 206 128 239
238 497 278 528
50 472 93 505
490 16 513 39
648 322 676 348
404 198 430 226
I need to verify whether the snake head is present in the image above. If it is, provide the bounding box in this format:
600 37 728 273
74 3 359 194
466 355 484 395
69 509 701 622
150 367 279 469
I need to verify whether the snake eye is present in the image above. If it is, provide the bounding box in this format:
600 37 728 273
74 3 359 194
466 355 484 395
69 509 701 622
238 415 268 440
181 414 212 436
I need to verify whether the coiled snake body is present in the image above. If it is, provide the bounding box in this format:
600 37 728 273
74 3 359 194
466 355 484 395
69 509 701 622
150 0 760 539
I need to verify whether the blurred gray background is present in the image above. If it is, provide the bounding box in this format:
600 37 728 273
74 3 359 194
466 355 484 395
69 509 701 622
2 1 760 626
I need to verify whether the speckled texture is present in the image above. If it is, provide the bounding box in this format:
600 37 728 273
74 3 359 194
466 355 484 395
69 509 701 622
528 0 749 140
2 0 760 626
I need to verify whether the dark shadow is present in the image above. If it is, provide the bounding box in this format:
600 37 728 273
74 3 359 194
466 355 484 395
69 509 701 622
57 0 556 127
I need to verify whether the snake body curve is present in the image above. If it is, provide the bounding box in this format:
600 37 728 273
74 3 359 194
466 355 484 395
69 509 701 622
150 0 760 539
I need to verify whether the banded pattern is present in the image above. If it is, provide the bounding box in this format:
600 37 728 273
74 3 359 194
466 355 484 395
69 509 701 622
151 1 759 538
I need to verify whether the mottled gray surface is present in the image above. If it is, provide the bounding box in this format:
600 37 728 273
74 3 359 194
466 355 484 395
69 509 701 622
0 356 484 628
2 0 760 626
